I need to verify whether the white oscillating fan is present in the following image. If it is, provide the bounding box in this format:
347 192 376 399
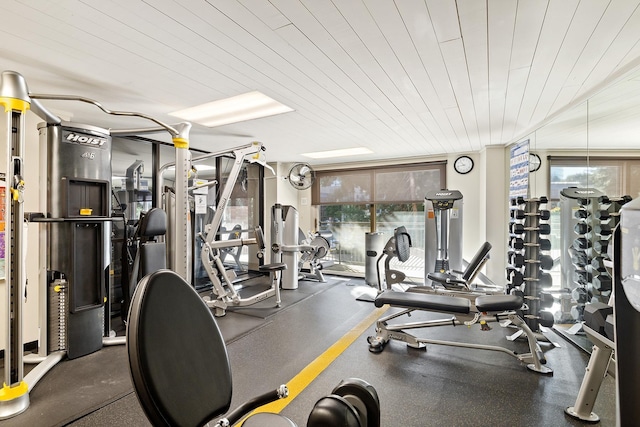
287 163 315 190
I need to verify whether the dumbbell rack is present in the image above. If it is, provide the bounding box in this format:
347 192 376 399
561 188 631 323
507 196 554 332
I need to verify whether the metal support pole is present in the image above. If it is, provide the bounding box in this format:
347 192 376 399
0 70 30 419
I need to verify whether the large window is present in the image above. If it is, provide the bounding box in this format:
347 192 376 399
313 162 445 278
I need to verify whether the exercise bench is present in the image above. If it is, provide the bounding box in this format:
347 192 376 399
368 290 553 374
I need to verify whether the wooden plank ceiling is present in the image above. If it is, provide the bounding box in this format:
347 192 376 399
1 0 640 164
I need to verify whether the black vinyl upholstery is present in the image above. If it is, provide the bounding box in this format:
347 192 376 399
127 270 232 427
462 241 492 282
375 290 470 314
475 294 523 312
130 208 167 298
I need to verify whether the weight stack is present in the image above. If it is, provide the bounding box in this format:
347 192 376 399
47 276 67 353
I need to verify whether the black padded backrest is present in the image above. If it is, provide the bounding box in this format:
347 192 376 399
462 242 492 282
140 243 166 278
127 270 233 427
394 226 412 263
139 208 167 238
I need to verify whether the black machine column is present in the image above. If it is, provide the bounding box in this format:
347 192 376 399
38 122 112 359
424 189 463 282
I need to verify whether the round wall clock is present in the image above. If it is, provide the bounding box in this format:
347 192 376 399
529 153 542 172
454 155 474 174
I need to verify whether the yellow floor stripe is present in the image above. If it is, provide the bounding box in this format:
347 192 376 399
249 305 389 416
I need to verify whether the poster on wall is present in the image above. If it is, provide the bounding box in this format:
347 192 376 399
509 139 529 199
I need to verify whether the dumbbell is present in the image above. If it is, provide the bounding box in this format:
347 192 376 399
591 257 608 272
573 237 592 250
583 302 613 336
576 197 592 206
594 205 621 220
509 237 524 250
511 196 526 206
570 250 588 266
598 195 632 206
509 222 524 235
508 252 525 267
593 239 610 254
574 223 591 235
593 273 612 292
574 209 590 219
525 310 554 327
571 286 589 304
594 223 613 236
511 209 551 220
570 304 586 321
539 238 551 251
539 254 554 270
507 269 524 286
538 292 554 308
538 272 553 288
574 269 593 284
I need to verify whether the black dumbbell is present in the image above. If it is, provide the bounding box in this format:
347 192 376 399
508 270 525 286
574 223 591 235
511 209 550 220
573 237 592 250
539 254 554 270
583 302 613 336
574 269 593 284
539 292 554 308
593 239 610 254
575 209 590 219
576 197 592 206
509 252 525 267
594 205 621 220
594 223 612 236
511 196 526 206
509 222 525 235
591 257 608 272
538 272 553 288
539 238 551 251
510 237 524 250
593 273 612 292
570 250 588 266
540 310 554 327
572 286 589 303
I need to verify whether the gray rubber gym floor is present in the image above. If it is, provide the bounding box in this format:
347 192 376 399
3 275 615 426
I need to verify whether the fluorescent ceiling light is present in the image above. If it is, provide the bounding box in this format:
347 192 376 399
170 91 294 127
301 147 373 159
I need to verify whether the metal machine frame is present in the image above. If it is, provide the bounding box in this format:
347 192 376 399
196 143 280 317
0 70 191 420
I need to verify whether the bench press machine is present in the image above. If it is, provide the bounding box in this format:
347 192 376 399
368 227 553 374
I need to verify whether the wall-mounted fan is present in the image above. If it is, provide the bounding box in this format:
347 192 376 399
287 163 315 190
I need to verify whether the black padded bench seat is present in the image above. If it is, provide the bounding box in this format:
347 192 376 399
374 291 523 314
374 291 470 314
475 294 523 312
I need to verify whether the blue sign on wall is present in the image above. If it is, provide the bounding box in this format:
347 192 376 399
509 140 529 198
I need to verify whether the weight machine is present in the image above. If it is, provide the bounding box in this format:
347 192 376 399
198 143 283 317
271 204 332 289
0 70 192 419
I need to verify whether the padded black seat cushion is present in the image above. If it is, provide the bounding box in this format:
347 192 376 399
475 294 523 312
374 290 470 314
127 270 232 427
